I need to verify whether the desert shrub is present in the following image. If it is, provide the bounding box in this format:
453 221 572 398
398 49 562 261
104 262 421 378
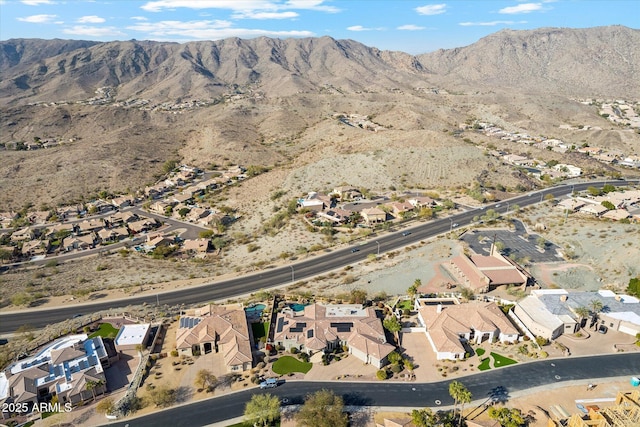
376 369 388 380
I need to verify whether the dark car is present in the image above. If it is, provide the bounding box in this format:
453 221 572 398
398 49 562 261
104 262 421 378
402 231 412 236
598 324 608 334
351 248 360 253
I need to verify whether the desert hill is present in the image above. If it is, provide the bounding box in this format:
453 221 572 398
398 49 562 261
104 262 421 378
0 26 638 210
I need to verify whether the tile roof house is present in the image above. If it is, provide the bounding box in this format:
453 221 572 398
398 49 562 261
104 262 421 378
388 201 415 218
175 304 252 372
182 239 210 254
110 195 135 209
127 218 158 234
21 239 50 257
10 227 35 242
272 304 395 368
416 299 519 360
361 207 387 225
62 234 96 251
579 204 609 216
0 335 109 410
97 227 129 243
602 209 631 221
445 248 529 294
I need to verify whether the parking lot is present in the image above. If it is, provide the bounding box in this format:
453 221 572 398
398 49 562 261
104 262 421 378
461 220 563 263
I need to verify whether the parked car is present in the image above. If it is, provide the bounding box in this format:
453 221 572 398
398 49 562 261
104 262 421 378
259 378 278 389
598 324 608 334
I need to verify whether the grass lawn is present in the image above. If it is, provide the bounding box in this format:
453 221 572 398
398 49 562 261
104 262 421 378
89 323 119 339
490 352 518 367
397 300 413 310
475 348 485 357
478 358 491 371
251 322 269 340
272 356 312 375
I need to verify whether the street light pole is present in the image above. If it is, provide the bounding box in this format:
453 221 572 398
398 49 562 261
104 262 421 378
375 241 380 256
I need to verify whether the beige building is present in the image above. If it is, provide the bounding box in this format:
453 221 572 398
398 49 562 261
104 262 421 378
176 304 252 372
416 299 519 360
272 303 395 368
361 207 386 224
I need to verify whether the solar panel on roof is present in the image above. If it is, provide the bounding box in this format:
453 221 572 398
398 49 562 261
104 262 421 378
276 317 285 333
307 329 314 338
330 322 353 333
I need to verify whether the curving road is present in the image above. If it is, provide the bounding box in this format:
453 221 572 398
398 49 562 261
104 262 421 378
1 179 638 334
99 352 640 427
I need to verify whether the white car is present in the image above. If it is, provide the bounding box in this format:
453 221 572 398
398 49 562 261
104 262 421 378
259 378 278 389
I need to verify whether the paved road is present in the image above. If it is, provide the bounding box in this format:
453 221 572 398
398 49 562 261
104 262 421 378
98 352 640 427
1 180 638 334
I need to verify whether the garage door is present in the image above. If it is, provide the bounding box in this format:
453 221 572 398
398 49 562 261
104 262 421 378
618 324 639 336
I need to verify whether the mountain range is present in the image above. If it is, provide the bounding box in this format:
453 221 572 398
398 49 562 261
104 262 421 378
0 25 638 209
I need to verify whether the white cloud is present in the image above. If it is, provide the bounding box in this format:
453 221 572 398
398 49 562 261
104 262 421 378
17 14 57 23
232 11 299 20
415 4 446 16
397 24 425 31
499 3 543 14
346 25 384 32
63 25 127 37
131 16 149 21
459 20 527 26
282 0 340 13
141 1 278 12
127 19 314 39
21 0 55 5
77 15 106 24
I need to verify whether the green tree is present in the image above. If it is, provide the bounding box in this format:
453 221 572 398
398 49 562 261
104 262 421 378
178 207 191 218
387 351 402 364
411 408 436 427
602 184 616 193
376 369 388 380
194 369 217 391
11 292 34 307
601 200 615 210
296 389 348 427
211 237 227 250
488 406 526 427
199 229 214 239
627 277 640 298
589 299 604 325
383 316 402 343
418 207 434 219
244 393 280 427
449 380 472 425
574 306 591 325
408 279 421 300
587 186 602 196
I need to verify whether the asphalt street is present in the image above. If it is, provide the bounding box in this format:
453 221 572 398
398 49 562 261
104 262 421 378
98 352 640 427
1 179 638 334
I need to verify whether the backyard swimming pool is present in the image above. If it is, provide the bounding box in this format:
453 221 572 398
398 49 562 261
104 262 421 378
289 303 307 312
245 303 266 314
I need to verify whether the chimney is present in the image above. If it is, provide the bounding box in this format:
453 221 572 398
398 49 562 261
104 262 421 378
560 295 568 302
437 304 443 313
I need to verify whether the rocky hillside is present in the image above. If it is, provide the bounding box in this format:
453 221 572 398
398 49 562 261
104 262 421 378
419 25 640 97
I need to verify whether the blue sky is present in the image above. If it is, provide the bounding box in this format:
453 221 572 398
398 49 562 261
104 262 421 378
0 0 637 54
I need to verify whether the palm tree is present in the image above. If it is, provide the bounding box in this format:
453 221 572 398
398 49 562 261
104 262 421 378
588 299 604 327
85 380 96 402
574 306 590 327
383 316 402 344
408 279 421 301
449 380 472 425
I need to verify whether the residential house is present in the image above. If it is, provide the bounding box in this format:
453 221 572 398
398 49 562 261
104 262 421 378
503 154 531 166
361 207 386 225
332 186 362 201
579 204 609 216
316 209 350 225
185 207 210 223
553 164 581 177
97 227 129 243
144 184 168 199
86 199 114 214
195 179 218 192
0 335 109 410
388 201 414 218
28 211 51 225
408 196 436 208
62 234 95 251
144 233 172 251
106 211 138 226
78 219 105 234
556 199 586 212
45 223 76 240
127 218 158 234
272 303 395 369
169 192 193 205
602 209 630 221
299 198 325 212
176 304 252 372
512 289 640 340
0 212 18 228
445 247 530 294
11 227 35 243
57 205 82 221
150 200 174 215
111 195 135 209
618 156 640 168
416 299 519 360
578 146 603 156
22 239 50 257
182 239 210 254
